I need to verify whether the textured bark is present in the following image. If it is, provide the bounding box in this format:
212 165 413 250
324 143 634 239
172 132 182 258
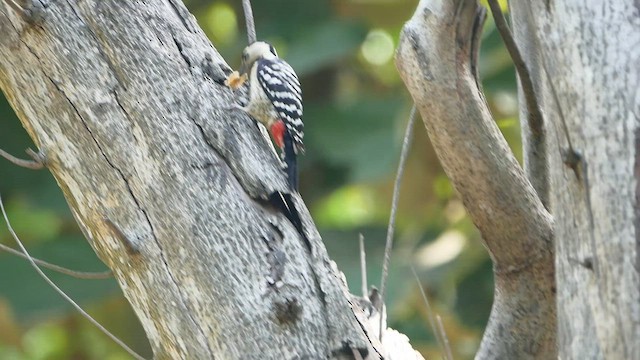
510 1 640 358
396 0 556 358
0 1 386 358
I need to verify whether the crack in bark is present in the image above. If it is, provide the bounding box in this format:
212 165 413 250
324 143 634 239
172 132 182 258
170 32 194 70
347 297 382 359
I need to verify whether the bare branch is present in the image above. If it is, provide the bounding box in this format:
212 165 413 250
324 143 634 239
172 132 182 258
378 106 417 339
0 147 45 169
241 0 256 44
487 0 550 208
487 0 544 137
0 242 112 279
359 234 367 297
411 266 448 360
0 194 145 360
436 315 454 360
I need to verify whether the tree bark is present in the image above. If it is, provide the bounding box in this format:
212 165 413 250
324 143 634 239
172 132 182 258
510 1 640 358
0 1 391 358
396 0 556 358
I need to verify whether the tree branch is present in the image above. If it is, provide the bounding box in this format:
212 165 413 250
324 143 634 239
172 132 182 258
487 0 543 138
488 0 550 208
0 242 112 279
241 0 256 44
395 0 555 358
378 105 417 339
0 147 45 169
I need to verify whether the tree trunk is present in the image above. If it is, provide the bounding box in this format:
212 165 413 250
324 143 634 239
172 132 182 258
510 1 640 358
0 1 386 358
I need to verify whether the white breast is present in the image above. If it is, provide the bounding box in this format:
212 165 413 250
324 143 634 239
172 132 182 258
246 63 279 127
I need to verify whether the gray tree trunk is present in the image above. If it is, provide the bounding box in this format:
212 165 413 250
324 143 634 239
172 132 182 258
0 1 412 359
510 1 640 358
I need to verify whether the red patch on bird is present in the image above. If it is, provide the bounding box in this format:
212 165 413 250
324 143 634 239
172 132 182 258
270 120 285 149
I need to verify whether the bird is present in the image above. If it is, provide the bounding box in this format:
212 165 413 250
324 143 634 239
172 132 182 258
229 41 304 191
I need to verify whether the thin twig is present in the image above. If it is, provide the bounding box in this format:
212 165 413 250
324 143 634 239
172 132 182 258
487 0 544 138
436 314 454 360
0 194 146 360
0 148 44 169
411 266 448 360
0 242 112 279
378 106 417 339
359 234 367 297
241 0 256 44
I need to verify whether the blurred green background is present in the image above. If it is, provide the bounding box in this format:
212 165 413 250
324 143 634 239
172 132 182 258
0 0 518 359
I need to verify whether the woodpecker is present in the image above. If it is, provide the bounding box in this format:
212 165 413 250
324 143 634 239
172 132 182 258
236 41 304 190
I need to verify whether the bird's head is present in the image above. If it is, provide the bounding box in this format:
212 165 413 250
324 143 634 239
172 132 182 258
239 41 278 75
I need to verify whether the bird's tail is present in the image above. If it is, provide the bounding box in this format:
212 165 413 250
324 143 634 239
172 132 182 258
282 130 298 191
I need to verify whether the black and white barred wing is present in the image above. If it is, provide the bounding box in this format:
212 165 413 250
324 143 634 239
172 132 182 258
256 58 304 152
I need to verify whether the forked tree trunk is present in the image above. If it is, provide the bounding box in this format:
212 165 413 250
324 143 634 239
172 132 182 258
396 1 556 358
398 0 640 359
398 0 639 358
0 1 387 358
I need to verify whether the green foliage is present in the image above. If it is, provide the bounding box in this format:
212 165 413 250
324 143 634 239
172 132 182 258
0 1 521 358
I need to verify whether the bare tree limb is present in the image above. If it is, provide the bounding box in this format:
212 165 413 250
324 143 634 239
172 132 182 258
0 242 112 279
359 233 367 297
487 0 549 208
411 266 448 360
436 315 453 360
487 0 543 137
241 0 256 44
378 106 417 339
0 194 145 360
396 0 555 358
0 147 45 169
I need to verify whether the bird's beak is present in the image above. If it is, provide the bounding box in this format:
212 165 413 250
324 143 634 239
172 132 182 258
239 62 248 76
